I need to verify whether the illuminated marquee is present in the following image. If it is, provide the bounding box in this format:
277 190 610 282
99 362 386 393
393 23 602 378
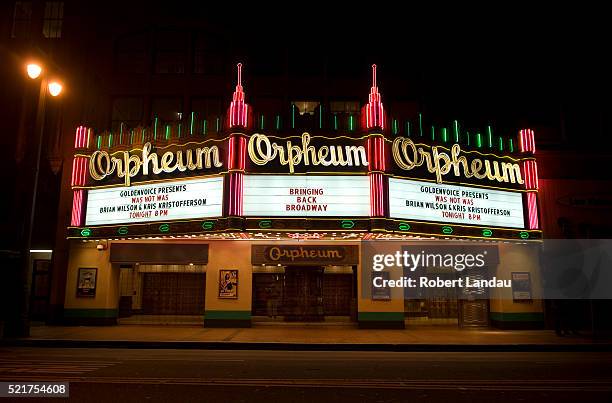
388 178 525 228
243 175 371 217
88 142 223 186
85 177 223 226
392 137 524 185
247 132 369 174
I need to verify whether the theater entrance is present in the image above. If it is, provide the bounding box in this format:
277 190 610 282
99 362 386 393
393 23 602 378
251 244 360 323
404 266 491 327
252 265 356 322
284 266 324 321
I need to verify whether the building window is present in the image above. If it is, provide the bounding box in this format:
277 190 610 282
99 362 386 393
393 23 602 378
292 101 320 116
42 1 63 39
113 32 149 74
330 101 360 114
11 1 32 39
154 30 186 74
151 97 183 123
191 98 223 120
111 97 144 132
193 33 225 75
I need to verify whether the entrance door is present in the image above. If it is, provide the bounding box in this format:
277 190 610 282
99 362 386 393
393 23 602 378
142 273 205 315
458 267 490 327
323 273 353 316
426 272 458 318
283 266 323 321
252 273 284 317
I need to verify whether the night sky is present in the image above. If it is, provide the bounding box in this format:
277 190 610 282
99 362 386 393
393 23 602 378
103 4 608 146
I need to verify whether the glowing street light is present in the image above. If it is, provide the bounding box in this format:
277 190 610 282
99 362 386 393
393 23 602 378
26 63 42 79
18 58 65 337
48 81 63 97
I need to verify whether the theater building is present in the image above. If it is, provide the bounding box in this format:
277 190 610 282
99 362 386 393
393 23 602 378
62 65 543 329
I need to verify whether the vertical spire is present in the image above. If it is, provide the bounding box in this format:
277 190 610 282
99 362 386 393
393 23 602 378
362 64 385 130
228 62 249 128
372 63 377 87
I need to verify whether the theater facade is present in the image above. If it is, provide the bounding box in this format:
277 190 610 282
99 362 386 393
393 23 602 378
64 65 543 329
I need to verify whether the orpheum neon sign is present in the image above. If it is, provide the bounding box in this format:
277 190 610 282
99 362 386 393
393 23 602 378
392 137 524 185
248 132 369 173
89 142 223 186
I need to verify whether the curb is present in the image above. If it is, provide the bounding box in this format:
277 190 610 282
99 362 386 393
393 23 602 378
3 339 612 352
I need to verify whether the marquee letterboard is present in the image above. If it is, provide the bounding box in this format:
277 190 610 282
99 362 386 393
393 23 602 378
85 177 224 226
243 175 371 217
388 178 525 228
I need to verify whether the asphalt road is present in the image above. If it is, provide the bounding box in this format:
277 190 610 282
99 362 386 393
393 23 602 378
0 347 611 402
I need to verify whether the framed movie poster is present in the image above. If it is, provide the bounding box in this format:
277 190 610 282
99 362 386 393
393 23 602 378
77 268 97 297
218 269 238 299
511 272 532 301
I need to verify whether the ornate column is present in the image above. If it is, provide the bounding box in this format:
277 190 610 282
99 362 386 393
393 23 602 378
519 128 539 229
70 126 91 227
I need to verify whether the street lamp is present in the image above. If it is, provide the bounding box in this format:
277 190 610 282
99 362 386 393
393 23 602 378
26 63 42 79
48 81 63 97
17 61 64 337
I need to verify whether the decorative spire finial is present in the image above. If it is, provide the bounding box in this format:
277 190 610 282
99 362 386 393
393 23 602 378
228 63 249 128
372 64 377 88
362 64 385 130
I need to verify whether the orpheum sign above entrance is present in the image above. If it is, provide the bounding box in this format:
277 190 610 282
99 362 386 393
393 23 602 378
247 133 369 174
251 245 360 266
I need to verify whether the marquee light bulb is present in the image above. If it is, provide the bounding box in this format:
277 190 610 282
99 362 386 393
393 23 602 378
48 81 63 97
27 63 42 79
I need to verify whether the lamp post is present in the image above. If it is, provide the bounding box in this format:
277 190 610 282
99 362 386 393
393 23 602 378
18 62 63 337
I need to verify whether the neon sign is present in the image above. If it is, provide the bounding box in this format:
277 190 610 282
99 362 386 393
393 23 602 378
247 132 369 174
392 137 524 185
89 142 223 186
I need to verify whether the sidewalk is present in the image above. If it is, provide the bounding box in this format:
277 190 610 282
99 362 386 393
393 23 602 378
3 323 611 351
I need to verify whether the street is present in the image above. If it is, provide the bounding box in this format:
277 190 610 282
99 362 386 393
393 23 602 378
0 347 611 402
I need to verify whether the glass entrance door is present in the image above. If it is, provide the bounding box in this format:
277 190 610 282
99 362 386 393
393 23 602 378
283 266 324 321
